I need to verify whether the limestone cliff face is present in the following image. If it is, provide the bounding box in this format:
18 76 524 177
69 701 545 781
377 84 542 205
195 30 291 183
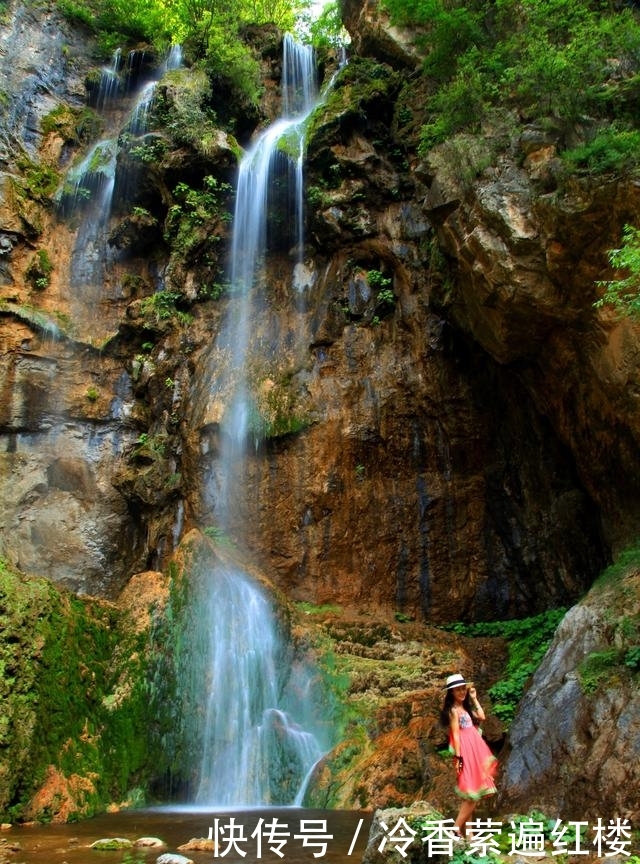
0 0 610 614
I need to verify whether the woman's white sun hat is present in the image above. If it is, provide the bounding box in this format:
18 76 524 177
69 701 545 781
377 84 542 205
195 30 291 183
445 673 467 689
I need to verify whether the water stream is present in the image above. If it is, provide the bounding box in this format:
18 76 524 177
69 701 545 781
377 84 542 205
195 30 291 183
179 35 331 808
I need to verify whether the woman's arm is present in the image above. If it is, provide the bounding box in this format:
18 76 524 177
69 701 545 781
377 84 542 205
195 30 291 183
468 686 486 721
449 710 463 772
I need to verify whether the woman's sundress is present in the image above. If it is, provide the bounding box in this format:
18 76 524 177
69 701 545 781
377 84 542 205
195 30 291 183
450 709 498 800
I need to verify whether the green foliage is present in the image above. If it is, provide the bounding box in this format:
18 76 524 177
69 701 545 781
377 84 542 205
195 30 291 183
139 289 193 326
562 127 640 175
198 280 230 300
578 648 620 694
366 269 391 290
151 69 224 152
15 156 60 202
296 601 342 615
202 525 233 545
41 104 102 148
445 609 566 725
165 175 232 260
384 0 485 82
594 224 640 317
624 645 640 670
384 0 640 159
57 0 97 30
418 59 486 149
132 431 167 460
366 269 396 319
594 540 640 587
244 372 311 440
306 1 347 51
25 249 54 291
57 0 303 68
128 139 168 164
57 0 174 50
569 546 640 692
202 28 262 107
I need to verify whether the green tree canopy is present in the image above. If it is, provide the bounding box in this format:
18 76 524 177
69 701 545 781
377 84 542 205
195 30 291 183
58 0 309 54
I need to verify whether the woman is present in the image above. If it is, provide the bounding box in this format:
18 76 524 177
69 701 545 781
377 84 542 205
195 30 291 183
440 673 497 840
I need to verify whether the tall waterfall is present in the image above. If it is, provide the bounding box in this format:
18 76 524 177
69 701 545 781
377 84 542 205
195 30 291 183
187 34 329 807
211 32 318 526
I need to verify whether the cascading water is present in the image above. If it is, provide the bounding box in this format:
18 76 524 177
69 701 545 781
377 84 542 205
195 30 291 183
209 33 318 524
183 34 332 807
64 140 118 293
95 48 122 109
57 45 183 323
193 564 327 806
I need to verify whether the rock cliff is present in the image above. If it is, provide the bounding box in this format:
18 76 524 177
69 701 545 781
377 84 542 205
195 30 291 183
0 0 614 617
0 0 639 827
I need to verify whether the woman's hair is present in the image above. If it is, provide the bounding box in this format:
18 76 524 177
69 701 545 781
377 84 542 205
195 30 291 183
439 687 474 728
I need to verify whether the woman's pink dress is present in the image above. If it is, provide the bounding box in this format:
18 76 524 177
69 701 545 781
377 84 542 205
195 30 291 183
451 709 498 800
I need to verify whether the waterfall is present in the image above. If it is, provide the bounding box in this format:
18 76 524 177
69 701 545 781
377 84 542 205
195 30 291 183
57 139 118 297
128 81 158 136
212 32 318 524
58 44 184 317
95 48 122 109
128 45 183 136
187 34 329 807
193 564 325 806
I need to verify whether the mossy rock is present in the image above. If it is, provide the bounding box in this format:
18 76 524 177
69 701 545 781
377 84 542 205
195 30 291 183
0 559 156 822
90 837 134 849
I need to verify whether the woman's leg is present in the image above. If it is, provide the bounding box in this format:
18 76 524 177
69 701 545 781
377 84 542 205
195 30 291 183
455 799 477 838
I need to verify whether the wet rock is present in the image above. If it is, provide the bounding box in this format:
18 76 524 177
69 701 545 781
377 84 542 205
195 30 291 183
135 836 167 848
0 2 89 163
157 854 194 864
90 837 133 849
362 804 450 864
499 565 640 822
178 837 216 851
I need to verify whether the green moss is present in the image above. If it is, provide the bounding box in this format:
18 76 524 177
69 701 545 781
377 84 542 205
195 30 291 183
593 540 640 589
90 838 134 849
578 648 624 694
296 602 342 616
249 372 312 441
40 104 102 144
572 544 640 694
15 157 60 202
0 558 156 822
307 58 399 153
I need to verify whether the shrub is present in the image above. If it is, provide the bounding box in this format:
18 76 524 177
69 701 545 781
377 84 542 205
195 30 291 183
594 223 640 317
385 0 640 157
445 609 566 726
25 249 54 290
562 127 640 175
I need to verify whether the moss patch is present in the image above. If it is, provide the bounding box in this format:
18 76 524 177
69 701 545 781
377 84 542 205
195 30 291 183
0 559 155 822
